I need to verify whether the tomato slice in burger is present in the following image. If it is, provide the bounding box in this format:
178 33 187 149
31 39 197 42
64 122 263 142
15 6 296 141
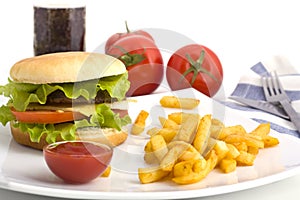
11 109 86 124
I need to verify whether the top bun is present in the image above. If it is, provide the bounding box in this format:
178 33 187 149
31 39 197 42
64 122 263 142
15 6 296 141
10 52 126 84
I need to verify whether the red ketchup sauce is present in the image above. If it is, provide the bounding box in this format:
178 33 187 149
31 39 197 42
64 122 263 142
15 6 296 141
44 141 113 183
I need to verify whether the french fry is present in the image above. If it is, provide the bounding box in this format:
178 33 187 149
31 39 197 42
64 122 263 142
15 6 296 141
247 134 263 141
131 110 149 135
206 150 219 171
213 140 229 162
173 159 197 177
263 135 280 147
138 166 170 184
143 141 159 164
236 151 256 166
147 127 160 136
250 123 279 147
178 150 201 161
160 96 200 109
218 125 247 140
101 165 111 177
172 171 207 185
167 140 190 149
225 143 240 159
173 159 206 177
247 146 259 155
232 142 248 152
150 135 168 162
160 142 190 171
173 114 200 143
193 114 212 154
159 116 180 130
157 128 178 143
168 112 200 124
224 134 264 149
144 152 159 164
172 150 218 185
193 157 207 173
219 159 237 173
144 141 152 152
210 118 224 139
178 143 203 161
250 123 271 137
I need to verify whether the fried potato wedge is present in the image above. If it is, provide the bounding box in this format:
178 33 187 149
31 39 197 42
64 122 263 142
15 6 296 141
218 125 247 140
160 96 200 109
159 116 180 130
224 134 264 149
131 110 149 135
150 134 168 162
173 114 200 143
101 165 111 177
250 123 270 137
138 166 170 184
172 150 218 185
157 128 178 143
219 159 237 173
173 159 206 177
160 142 189 171
168 112 200 124
193 114 212 154
236 151 256 166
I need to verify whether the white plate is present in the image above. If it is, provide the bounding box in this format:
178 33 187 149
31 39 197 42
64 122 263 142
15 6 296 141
1 88 300 199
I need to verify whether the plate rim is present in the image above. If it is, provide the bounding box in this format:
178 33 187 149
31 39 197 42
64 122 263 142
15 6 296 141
1 165 300 200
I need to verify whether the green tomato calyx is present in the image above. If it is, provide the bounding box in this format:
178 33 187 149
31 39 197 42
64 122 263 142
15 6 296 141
113 45 145 67
182 50 218 85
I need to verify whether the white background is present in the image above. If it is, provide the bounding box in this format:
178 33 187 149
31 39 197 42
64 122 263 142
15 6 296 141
0 0 300 199
1 0 300 96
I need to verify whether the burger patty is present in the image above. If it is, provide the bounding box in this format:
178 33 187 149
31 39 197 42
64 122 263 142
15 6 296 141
46 90 118 104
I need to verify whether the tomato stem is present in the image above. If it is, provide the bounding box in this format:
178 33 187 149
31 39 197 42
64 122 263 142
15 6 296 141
125 21 130 33
181 50 219 85
111 45 145 67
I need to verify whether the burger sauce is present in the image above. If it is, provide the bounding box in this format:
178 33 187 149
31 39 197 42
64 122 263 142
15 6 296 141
44 141 113 183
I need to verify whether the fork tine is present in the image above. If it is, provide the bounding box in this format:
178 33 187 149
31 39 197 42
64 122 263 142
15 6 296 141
267 74 276 96
273 71 284 95
261 76 270 99
269 72 277 95
270 71 279 95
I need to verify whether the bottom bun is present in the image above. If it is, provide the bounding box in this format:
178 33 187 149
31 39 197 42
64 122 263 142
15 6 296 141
10 124 128 150
76 127 128 147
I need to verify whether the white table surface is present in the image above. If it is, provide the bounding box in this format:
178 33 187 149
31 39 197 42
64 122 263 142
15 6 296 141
0 174 299 200
1 0 300 199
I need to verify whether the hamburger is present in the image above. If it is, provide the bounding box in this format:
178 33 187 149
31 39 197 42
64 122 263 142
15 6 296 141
0 52 131 150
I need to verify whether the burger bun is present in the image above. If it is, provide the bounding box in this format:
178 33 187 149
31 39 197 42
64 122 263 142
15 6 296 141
10 52 126 84
10 124 128 150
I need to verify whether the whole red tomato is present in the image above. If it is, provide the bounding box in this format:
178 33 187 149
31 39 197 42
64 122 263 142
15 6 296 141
106 35 164 96
105 21 154 52
166 44 223 97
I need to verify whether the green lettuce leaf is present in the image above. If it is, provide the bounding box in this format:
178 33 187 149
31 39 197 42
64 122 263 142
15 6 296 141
0 105 16 125
0 72 130 111
98 73 130 101
15 122 77 144
75 104 132 130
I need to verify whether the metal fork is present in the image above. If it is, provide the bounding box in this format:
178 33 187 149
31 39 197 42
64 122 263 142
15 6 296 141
261 71 300 134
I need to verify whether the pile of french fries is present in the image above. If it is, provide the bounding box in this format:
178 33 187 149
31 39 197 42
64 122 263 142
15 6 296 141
134 96 279 185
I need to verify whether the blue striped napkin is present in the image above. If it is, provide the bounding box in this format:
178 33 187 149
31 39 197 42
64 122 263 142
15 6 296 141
226 55 300 138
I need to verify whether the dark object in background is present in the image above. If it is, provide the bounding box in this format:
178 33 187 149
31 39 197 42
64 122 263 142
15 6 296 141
34 4 85 56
